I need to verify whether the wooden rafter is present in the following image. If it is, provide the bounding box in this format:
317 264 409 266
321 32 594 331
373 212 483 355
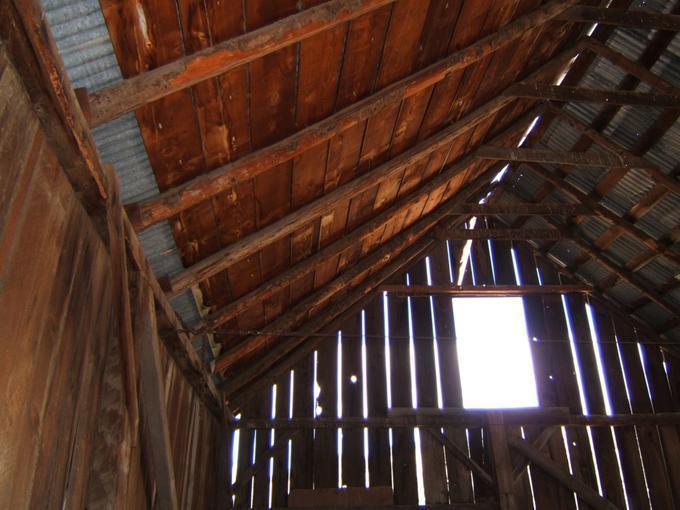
498 185 679 326
480 179 677 350
2 0 109 210
124 2 584 231
477 146 654 169
524 162 680 267
193 158 507 334
163 98 546 296
86 0 397 126
580 37 680 95
212 169 510 374
220 214 461 393
507 82 680 107
520 234 677 352
546 105 680 194
558 6 680 32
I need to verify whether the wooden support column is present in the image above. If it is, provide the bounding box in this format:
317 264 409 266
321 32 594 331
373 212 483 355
105 166 138 435
507 82 680 106
558 6 680 31
487 413 517 510
133 282 179 510
508 438 619 510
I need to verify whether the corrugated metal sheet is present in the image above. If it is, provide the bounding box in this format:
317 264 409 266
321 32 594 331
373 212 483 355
43 0 203 328
510 17 680 340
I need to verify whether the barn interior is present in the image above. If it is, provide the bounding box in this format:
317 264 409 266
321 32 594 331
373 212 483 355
2 0 680 508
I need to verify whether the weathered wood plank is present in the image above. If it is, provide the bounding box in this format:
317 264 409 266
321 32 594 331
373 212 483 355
88 0 397 125
507 82 680 107
558 6 680 31
126 1 581 230
134 282 179 510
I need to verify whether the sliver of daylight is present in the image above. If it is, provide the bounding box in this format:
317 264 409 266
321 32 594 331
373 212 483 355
452 296 538 409
586 304 630 509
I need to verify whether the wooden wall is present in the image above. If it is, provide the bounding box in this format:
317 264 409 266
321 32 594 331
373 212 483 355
0 43 224 509
229 235 680 509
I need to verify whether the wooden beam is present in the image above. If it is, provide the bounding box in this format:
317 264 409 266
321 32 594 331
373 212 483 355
87 0 396 126
212 173 500 374
580 37 680 95
508 437 619 510
445 202 592 216
546 105 680 194
562 223 680 319
512 427 558 485
2 0 109 210
105 166 138 433
477 145 653 169
524 163 680 267
220 217 452 397
223 180 501 404
232 411 680 429
487 413 517 510
271 505 494 510
558 6 680 31
194 159 504 334
424 429 495 488
133 282 179 510
435 227 567 241
380 284 593 297
121 213 224 418
125 5 584 231
164 101 544 296
507 82 680 108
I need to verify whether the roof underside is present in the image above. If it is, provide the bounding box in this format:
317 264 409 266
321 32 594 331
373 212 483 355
44 0 680 387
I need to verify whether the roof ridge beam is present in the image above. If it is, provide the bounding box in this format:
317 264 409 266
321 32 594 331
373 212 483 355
124 1 584 231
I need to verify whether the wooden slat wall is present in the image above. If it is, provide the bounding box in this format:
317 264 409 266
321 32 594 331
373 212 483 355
230 234 680 509
0 46 224 509
0 50 115 509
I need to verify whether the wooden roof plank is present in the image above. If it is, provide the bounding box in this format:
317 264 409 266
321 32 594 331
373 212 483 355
125 0 583 231
88 0 398 125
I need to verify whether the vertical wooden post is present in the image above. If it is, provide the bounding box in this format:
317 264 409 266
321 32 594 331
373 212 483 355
487 412 517 510
134 282 179 510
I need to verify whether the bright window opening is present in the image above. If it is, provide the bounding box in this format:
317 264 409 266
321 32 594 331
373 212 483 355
453 296 539 409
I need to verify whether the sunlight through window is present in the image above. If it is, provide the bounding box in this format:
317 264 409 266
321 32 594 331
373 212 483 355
453 296 538 409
